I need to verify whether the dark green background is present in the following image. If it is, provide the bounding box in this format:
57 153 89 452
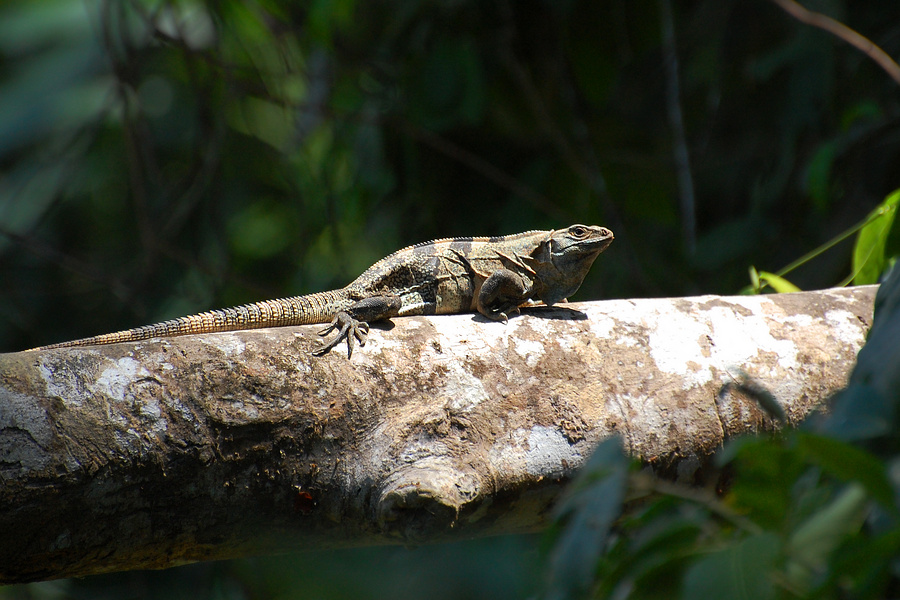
1 0 898 598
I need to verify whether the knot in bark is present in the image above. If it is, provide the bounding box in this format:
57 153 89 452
375 459 480 542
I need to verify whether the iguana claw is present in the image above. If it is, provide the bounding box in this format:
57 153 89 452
314 312 370 357
484 304 521 324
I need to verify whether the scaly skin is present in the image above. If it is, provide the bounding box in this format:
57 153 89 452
30 224 614 356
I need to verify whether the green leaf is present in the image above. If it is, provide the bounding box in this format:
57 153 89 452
721 438 803 529
748 266 761 292
827 527 900 597
681 533 781 600
757 271 801 293
786 483 869 589
853 189 900 285
588 497 708 599
623 515 705 598
545 438 628 600
820 383 893 443
796 433 894 509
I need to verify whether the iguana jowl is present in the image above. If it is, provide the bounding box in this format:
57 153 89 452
31 224 613 356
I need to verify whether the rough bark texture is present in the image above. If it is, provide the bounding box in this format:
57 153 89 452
0 286 876 584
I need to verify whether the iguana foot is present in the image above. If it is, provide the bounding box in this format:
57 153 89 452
314 312 370 357
482 304 521 324
313 295 401 357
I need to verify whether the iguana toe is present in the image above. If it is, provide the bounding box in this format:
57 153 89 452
314 312 369 357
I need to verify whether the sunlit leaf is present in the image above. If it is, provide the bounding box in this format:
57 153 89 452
757 271 801 293
748 265 761 292
853 189 900 285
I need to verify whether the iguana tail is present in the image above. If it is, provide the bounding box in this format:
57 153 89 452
29 290 351 350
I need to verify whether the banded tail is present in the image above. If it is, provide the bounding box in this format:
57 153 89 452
29 290 350 351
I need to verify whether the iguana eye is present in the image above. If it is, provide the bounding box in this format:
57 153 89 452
570 225 588 237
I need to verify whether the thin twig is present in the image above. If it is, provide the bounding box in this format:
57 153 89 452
774 205 889 279
770 0 900 86
633 473 765 535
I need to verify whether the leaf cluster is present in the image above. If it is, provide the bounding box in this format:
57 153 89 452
747 188 900 293
544 259 900 599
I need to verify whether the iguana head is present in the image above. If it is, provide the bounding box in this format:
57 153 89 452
532 224 614 305
550 224 614 257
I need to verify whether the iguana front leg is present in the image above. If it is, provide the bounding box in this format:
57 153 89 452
315 295 402 357
476 268 534 323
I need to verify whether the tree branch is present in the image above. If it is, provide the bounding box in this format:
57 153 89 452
0 286 876 583
770 0 900 86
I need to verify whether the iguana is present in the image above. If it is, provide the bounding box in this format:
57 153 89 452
30 224 613 357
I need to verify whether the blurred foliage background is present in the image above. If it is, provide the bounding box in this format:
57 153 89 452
1 0 899 598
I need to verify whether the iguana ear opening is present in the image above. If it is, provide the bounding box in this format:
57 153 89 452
532 231 554 263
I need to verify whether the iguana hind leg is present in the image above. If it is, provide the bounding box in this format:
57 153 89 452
314 295 402 357
476 268 533 323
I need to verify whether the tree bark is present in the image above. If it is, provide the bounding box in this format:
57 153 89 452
0 286 876 583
